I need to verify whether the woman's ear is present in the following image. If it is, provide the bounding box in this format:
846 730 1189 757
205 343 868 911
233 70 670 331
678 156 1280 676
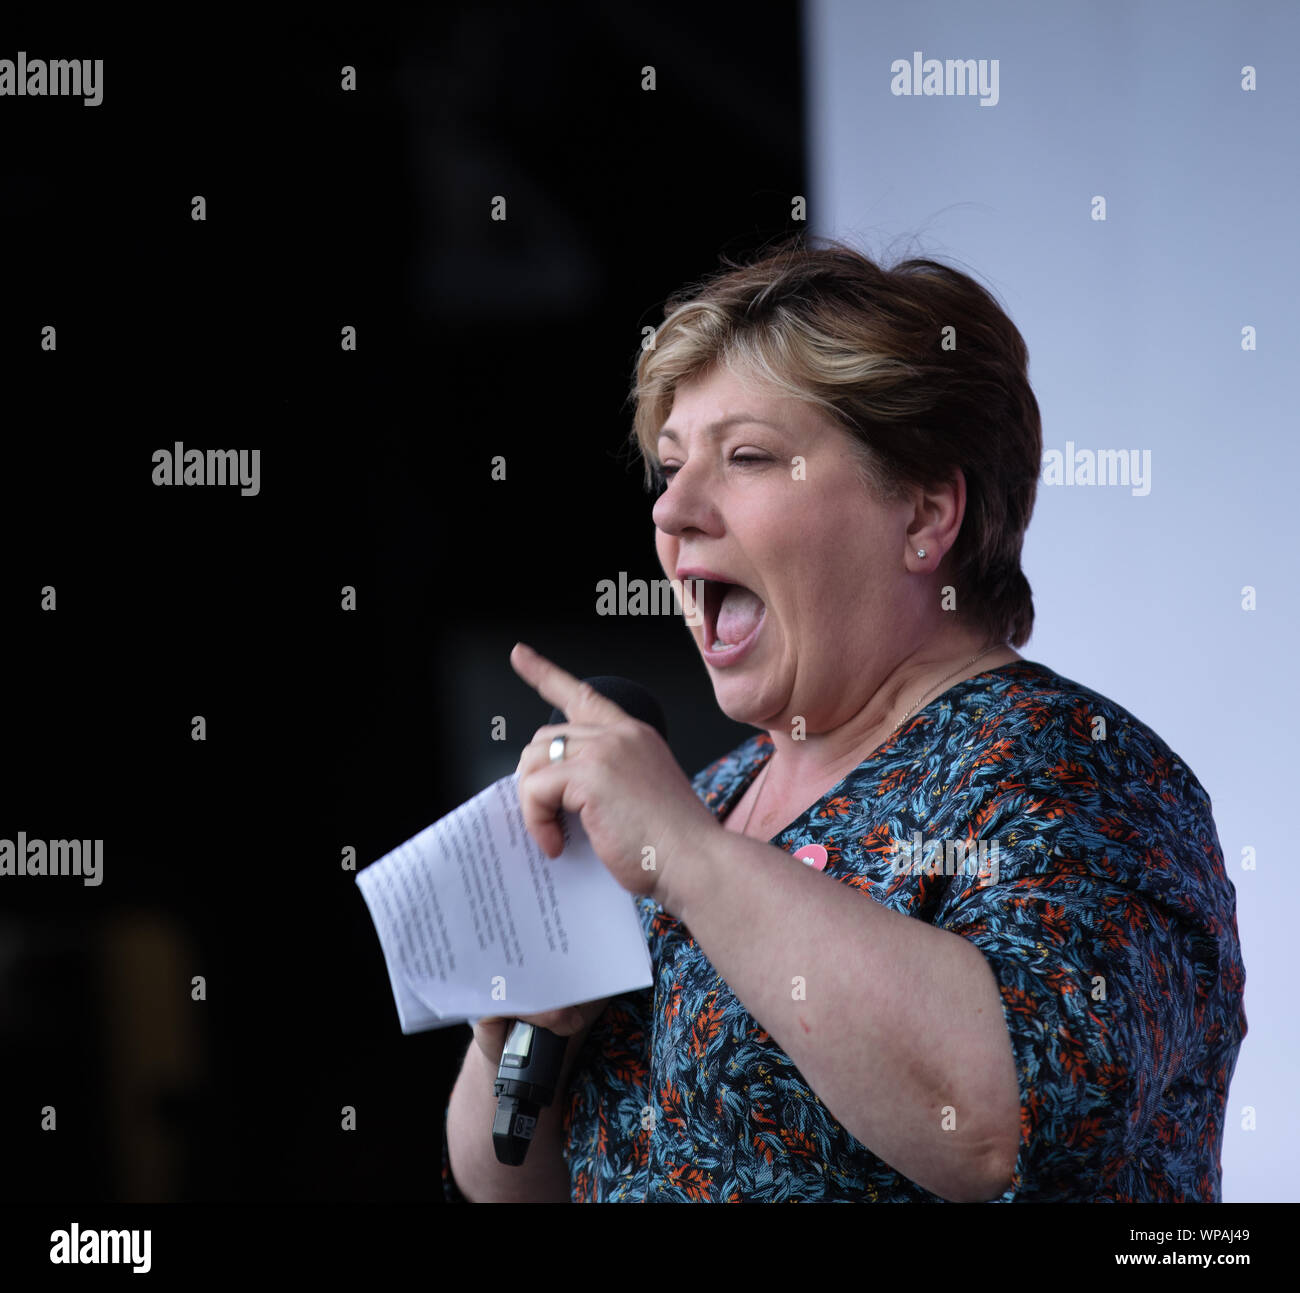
905 469 966 569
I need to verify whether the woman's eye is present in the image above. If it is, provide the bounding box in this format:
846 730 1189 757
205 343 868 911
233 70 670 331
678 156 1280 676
656 455 768 489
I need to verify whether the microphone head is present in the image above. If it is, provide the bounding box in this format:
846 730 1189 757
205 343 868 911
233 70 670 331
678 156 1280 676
548 675 668 741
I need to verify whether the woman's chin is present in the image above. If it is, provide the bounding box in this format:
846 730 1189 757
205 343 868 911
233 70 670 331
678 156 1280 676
708 672 780 728
719 703 779 732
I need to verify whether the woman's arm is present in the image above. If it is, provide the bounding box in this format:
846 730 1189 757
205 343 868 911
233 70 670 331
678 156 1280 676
502 642 1019 1200
662 829 1022 1203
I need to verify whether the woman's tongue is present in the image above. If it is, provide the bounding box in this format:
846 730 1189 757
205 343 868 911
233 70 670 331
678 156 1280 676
714 585 764 647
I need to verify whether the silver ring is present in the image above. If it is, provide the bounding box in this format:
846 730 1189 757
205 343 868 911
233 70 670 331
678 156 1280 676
548 735 567 763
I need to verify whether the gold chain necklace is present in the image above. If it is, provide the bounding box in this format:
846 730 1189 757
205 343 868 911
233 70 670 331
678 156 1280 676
891 643 1002 734
740 759 772 836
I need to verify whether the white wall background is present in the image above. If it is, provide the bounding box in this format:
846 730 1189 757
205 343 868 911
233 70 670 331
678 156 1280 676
805 0 1298 1202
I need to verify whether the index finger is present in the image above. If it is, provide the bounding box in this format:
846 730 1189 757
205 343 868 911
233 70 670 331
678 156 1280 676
510 642 627 724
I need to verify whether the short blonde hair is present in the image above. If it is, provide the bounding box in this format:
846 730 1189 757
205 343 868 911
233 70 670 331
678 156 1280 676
629 236 1041 647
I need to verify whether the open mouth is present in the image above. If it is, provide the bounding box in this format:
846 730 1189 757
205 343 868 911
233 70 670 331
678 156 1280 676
701 578 766 655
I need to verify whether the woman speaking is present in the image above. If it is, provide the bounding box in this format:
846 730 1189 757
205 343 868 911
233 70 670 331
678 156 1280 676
442 240 1247 1203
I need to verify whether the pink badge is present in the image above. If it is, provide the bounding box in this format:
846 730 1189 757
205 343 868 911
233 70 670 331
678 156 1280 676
792 844 828 872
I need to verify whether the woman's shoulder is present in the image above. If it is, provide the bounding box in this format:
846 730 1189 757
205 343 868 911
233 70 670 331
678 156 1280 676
922 660 1234 923
690 661 1214 805
920 658 1220 838
950 660 1212 800
687 659 1222 849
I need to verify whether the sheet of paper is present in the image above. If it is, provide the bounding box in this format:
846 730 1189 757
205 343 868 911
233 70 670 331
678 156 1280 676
356 772 653 1033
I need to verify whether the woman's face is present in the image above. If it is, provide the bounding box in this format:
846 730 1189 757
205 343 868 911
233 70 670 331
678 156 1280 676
653 364 918 735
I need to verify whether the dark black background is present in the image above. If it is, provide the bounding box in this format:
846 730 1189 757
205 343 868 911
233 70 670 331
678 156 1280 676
0 3 805 1201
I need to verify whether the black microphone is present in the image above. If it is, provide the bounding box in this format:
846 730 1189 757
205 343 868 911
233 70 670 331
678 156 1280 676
491 674 668 1166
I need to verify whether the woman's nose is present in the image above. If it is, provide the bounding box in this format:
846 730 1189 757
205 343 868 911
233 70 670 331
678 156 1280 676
652 462 717 537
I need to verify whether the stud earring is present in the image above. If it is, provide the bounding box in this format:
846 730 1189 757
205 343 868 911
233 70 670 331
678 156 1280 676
916 548 927 559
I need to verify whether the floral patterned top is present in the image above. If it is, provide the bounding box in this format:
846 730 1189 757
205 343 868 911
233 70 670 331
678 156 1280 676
442 660 1247 1202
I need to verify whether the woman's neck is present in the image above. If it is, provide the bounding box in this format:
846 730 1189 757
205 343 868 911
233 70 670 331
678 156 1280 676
758 635 1021 802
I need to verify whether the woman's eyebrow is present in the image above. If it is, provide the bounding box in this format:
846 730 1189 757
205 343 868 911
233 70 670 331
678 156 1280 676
658 415 783 444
